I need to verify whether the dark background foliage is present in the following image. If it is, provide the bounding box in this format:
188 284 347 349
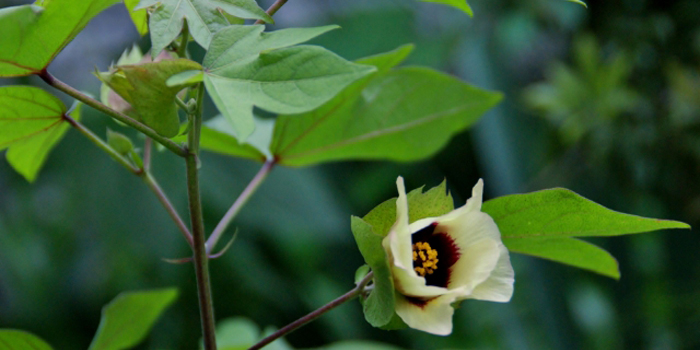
0 0 698 349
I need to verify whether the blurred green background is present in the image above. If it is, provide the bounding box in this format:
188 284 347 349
1 0 699 349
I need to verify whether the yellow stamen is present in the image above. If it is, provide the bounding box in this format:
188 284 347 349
412 242 439 276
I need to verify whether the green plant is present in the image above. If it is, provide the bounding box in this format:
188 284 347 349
0 0 690 349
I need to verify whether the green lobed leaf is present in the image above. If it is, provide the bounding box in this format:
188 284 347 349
270 55 502 166
0 330 53 350
98 58 202 137
502 236 620 279
202 25 376 142
351 216 396 328
124 0 148 36
88 288 178 350
136 0 272 56
0 86 75 182
203 25 339 70
0 0 121 77
352 180 453 329
420 0 473 16
482 188 690 238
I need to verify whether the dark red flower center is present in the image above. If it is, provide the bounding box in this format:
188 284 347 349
411 222 461 288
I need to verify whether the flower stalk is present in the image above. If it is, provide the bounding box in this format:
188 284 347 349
248 272 375 350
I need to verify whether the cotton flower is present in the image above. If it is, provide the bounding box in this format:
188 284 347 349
382 177 514 335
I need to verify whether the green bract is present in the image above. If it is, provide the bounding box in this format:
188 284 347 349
97 58 203 138
202 24 376 141
89 288 178 350
137 0 273 56
0 86 78 182
0 0 120 77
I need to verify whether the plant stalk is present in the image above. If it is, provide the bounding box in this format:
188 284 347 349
176 21 190 58
255 0 289 24
186 83 218 350
247 272 374 350
38 70 188 157
206 159 275 253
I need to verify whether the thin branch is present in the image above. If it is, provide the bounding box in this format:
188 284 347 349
63 114 140 174
38 70 188 157
255 0 289 24
248 272 375 350
206 160 275 253
142 172 194 247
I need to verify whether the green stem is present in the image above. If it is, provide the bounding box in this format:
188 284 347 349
206 159 275 253
38 70 188 157
176 21 190 59
63 114 140 174
247 272 374 350
191 84 205 154
186 83 217 350
255 0 289 24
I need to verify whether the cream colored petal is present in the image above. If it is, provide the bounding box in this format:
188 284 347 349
391 264 450 297
408 217 435 233
395 292 462 336
384 177 450 298
382 177 412 271
466 244 515 302
439 211 502 252
447 237 501 291
434 179 485 224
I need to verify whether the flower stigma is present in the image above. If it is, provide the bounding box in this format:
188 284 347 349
412 242 439 276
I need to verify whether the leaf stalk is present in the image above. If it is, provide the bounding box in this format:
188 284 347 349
206 159 275 253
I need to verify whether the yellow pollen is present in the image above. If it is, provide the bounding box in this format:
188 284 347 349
412 242 439 276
